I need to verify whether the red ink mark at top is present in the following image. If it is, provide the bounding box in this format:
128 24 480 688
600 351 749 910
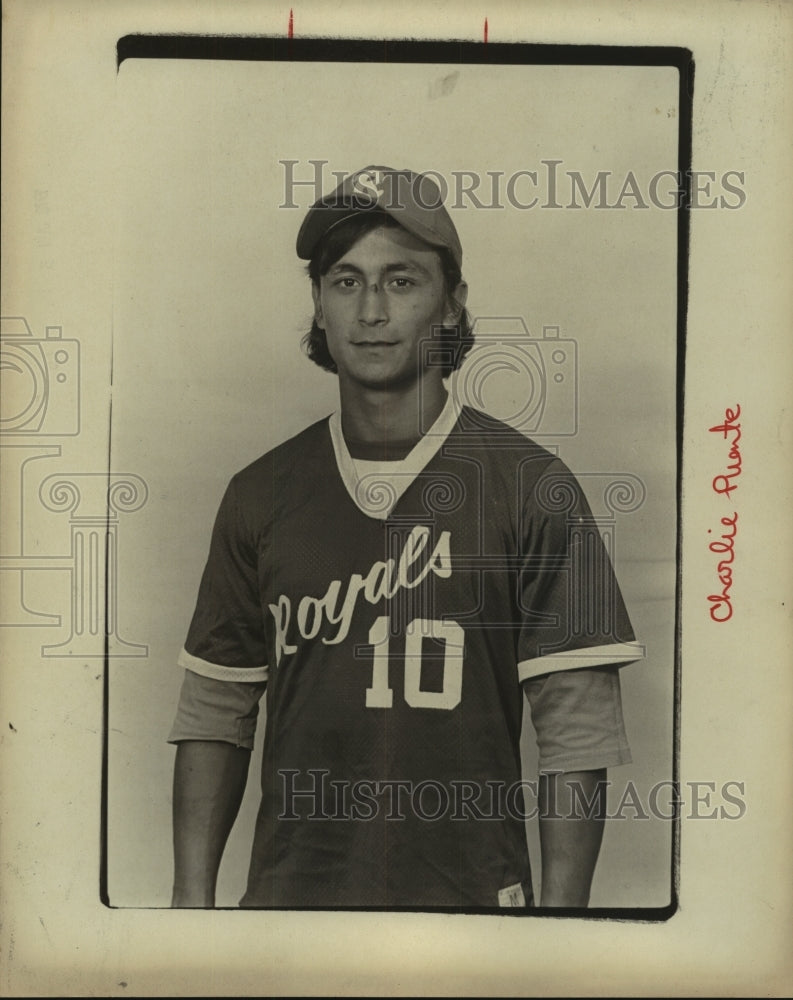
709 404 742 498
288 9 294 40
484 18 488 44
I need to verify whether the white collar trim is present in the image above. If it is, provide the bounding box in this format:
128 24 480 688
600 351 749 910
328 393 461 520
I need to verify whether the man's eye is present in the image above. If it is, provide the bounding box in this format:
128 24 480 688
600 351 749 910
333 277 359 289
391 277 414 289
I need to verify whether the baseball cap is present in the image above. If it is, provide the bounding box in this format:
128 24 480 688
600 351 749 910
296 165 462 268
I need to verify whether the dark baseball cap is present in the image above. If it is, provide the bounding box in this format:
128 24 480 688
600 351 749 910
296 165 462 268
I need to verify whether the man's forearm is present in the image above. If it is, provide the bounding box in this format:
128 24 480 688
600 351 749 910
538 768 607 907
171 740 251 907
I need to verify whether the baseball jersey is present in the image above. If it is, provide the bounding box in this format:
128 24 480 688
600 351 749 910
170 397 641 909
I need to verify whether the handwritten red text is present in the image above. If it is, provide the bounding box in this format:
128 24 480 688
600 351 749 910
707 405 741 622
707 512 738 622
709 404 742 498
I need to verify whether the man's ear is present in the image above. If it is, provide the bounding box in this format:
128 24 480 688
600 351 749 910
311 282 325 330
443 280 468 326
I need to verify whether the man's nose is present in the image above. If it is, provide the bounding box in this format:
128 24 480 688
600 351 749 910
358 284 388 325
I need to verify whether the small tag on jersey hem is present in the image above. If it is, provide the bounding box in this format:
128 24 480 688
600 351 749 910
498 882 526 907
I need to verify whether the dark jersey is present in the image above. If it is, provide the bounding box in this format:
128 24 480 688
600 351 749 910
179 403 639 909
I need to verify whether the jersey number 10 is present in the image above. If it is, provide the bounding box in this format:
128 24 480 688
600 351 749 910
364 617 465 711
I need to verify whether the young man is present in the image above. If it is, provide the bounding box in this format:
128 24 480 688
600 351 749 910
169 166 640 910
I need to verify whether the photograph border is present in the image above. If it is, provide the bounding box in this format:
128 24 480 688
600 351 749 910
103 33 691 921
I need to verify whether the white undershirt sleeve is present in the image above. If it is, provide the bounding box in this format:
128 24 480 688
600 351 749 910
523 664 632 773
168 667 267 750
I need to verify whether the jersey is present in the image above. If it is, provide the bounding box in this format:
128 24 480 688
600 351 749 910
173 398 640 909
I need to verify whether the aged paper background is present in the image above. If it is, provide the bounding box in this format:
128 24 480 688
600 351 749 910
2 0 791 995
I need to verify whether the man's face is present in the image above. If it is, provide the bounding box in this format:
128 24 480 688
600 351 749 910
312 224 466 393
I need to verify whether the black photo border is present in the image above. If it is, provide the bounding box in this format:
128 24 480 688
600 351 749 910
104 33 693 923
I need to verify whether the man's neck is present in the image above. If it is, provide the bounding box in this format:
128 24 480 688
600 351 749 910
338 375 448 456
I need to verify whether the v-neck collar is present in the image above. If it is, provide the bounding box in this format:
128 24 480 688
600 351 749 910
328 393 462 520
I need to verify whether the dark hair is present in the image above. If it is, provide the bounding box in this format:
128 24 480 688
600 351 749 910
301 212 474 377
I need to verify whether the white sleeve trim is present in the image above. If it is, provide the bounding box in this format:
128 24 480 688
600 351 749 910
518 642 645 682
329 393 462 520
178 647 269 683
537 747 633 774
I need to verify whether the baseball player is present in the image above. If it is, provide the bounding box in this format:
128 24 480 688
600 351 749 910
169 166 641 909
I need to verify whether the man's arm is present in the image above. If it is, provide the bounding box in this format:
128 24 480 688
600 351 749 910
538 767 607 907
171 740 252 907
524 666 631 907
